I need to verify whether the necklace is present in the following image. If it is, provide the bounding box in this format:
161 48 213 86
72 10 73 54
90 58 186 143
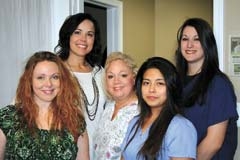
66 61 99 121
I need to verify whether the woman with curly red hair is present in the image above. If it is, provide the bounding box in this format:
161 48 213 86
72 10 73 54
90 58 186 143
0 51 89 159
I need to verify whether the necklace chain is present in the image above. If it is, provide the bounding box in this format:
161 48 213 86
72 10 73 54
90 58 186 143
66 61 99 121
80 78 99 121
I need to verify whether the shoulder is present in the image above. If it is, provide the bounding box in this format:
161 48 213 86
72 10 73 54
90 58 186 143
165 114 197 143
93 66 105 81
163 114 197 159
0 105 17 117
123 101 139 112
103 100 115 110
168 114 197 134
93 66 104 75
0 105 19 134
128 116 139 127
208 74 236 100
210 74 233 89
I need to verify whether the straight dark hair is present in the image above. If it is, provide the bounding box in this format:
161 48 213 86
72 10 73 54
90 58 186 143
175 18 233 107
124 57 182 159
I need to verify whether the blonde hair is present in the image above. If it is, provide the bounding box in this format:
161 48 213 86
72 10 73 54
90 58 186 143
104 52 138 100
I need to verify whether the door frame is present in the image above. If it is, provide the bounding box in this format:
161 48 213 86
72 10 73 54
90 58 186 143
213 0 224 70
80 0 123 53
51 0 123 54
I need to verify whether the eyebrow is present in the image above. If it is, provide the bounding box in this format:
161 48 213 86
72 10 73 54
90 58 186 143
182 34 198 37
143 78 164 81
75 28 95 33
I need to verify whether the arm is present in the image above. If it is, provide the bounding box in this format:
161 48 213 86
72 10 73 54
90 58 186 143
197 120 228 160
0 129 6 160
76 131 90 160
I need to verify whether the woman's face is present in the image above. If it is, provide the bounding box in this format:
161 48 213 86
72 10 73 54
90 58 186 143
69 19 95 58
32 61 60 106
180 26 205 67
141 68 167 111
106 60 135 101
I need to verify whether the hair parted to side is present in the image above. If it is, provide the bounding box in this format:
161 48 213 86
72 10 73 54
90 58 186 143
103 52 138 100
125 56 182 159
15 51 85 141
175 17 225 107
55 13 102 67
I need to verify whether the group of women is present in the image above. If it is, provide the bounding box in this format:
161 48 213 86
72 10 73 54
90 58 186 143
0 13 238 160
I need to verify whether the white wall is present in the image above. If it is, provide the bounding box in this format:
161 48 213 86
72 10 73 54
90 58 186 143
0 0 53 107
235 103 240 160
223 1 240 159
223 0 240 159
0 0 72 107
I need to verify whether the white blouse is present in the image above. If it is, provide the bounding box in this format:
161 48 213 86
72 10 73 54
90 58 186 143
73 66 106 160
93 100 139 160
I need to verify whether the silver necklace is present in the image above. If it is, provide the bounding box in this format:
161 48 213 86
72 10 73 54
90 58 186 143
66 61 99 121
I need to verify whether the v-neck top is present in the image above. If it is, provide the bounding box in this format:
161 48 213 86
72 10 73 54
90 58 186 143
0 105 85 160
93 100 139 160
121 114 197 160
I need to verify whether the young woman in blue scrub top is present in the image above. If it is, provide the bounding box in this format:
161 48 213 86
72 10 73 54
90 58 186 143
121 57 197 160
175 18 239 159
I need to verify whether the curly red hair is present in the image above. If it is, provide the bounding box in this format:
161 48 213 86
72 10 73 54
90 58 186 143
15 51 85 142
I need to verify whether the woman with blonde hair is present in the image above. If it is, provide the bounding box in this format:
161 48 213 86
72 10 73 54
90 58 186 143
93 52 139 160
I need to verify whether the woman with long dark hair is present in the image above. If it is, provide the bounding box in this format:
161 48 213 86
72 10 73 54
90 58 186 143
175 18 238 159
55 13 106 159
121 57 197 160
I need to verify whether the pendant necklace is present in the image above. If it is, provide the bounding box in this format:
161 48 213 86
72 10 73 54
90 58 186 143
66 61 99 121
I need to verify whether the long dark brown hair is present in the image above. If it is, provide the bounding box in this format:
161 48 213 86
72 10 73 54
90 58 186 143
124 57 182 159
175 18 234 107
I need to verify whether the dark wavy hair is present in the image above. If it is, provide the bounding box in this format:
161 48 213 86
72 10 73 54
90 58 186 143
125 57 182 159
55 13 102 67
175 17 226 107
15 51 85 142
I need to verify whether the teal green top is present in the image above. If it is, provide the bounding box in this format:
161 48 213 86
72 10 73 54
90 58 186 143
0 105 86 160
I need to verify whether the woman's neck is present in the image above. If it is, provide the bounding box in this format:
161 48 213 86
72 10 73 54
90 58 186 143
141 112 158 132
65 53 92 72
37 107 53 130
114 93 137 109
187 62 202 76
111 93 137 120
141 107 162 131
65 58 92 73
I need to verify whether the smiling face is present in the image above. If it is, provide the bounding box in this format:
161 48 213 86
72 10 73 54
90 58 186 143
106 59 135 102
181 26 205 67
141 68 167 111
69 19 95 57
32 61 60 106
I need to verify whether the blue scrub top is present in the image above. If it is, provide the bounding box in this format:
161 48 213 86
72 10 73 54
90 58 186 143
183 74 239 160
121 115 197 160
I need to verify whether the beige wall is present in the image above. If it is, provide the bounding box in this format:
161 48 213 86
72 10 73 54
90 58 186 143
121 0 155 67
224 0 240 102
155 0 212 63
120 0 212 66
224 1 240 159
